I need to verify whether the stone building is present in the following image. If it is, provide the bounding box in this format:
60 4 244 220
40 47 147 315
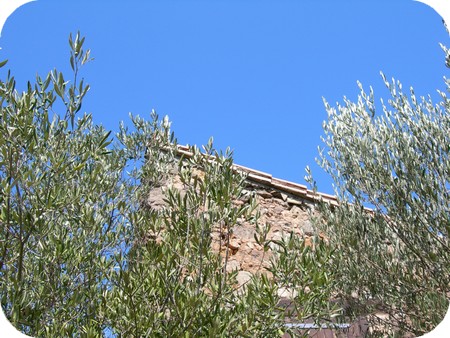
147 144 338 275
146 145 369 337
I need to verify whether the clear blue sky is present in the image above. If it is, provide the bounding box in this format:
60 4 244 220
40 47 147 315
1 0 449 195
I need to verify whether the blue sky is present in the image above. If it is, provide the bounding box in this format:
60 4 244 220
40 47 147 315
1 0 449 195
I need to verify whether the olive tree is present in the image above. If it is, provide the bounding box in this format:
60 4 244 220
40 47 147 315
1 31 350 337
0 32 134 336
307 53 450 336
0 33 290 337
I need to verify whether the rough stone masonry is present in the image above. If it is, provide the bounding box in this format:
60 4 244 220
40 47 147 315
145 145 337 294
144 145 371 337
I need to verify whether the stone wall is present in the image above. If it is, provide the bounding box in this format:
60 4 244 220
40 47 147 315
217 179 320 279
144 145 371 337
145 145 337 289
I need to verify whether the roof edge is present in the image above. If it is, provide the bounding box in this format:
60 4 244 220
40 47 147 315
175 144 339 206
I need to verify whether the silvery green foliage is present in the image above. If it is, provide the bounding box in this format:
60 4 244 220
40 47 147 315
0 33 288 337
311 71 450 336
0 33 128 336
108 139 285 337
267 232 342 329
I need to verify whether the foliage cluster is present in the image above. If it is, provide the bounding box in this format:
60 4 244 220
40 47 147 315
0 34 340 337
307 66 450 336
2 32 448 338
